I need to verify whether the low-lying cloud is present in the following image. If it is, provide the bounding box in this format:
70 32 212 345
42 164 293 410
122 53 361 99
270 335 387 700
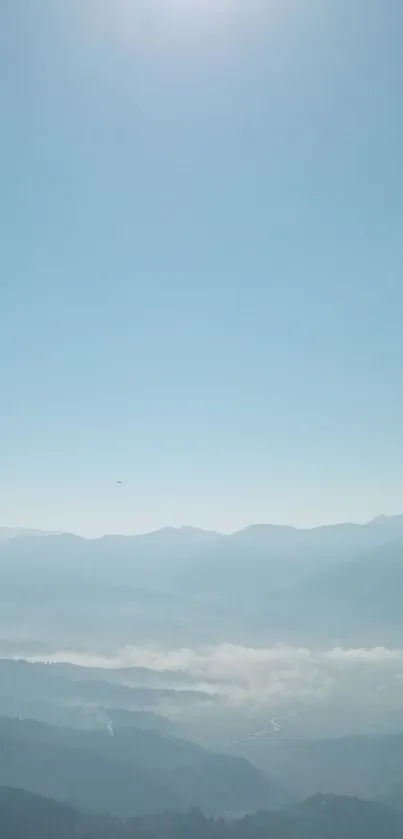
22 643 403 709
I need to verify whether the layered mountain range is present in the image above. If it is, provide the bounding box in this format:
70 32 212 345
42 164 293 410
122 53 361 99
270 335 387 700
1 515 403 646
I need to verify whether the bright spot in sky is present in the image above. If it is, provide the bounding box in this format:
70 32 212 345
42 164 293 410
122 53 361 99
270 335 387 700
103 0 234 44
156 0 225 14
79 0 264 61
154 0 233 32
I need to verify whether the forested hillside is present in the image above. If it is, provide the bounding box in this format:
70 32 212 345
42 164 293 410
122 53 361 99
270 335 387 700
0 717 283 815
1 788 402 839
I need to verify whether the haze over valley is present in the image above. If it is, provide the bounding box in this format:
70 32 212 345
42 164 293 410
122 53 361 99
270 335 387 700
1 514 403 815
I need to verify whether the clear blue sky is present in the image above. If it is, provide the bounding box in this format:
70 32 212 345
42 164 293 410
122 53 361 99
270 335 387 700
1 0 403 535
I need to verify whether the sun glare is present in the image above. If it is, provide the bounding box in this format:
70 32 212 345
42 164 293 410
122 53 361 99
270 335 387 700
115 0 232 39
80 0 244 58
155 0 232 30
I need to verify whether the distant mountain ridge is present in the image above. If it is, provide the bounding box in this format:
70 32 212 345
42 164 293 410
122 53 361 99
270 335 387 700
3 513 403 541
2 514 403 585
1 514 403 647
0 528 60 541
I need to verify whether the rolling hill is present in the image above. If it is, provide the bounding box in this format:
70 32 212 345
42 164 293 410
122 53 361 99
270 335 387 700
0 787 402 839
0 716 284 815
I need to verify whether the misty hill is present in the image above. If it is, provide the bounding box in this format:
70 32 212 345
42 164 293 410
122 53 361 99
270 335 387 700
3 514 403 595
239 732 403 809
2 515 403 646
291 733 403 807
0 716 283 815
0 528 60 541
292 536 403 638
1 788 402 839
0 658 210 729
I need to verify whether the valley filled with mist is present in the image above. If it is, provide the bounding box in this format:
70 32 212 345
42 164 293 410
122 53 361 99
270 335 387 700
1 516 403 822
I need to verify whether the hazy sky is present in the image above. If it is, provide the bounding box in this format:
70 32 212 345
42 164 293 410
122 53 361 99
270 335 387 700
1 0 403 536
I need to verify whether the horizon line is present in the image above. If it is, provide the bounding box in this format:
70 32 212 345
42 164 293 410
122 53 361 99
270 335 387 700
0 513 400 541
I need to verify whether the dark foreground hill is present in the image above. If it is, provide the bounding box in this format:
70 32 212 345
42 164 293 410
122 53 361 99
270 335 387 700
0 716 284 816
1 787 402 839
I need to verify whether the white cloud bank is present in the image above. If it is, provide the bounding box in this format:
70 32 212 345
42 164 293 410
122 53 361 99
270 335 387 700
23 643 403 708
